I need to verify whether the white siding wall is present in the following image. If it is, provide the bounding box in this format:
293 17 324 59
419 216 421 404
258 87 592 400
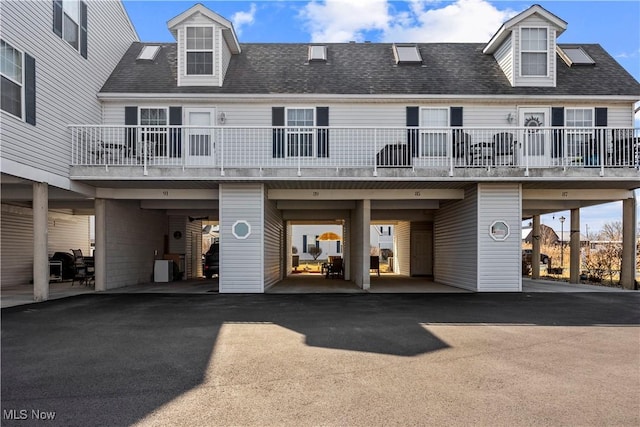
1 0 137 181
512 15 557 87
168 216 186 253
104 200 167 289
264 189 283 289
494 36 514 86
220 32 232 83
434 185 478 291
477 184 522 292
393 221 411 276
1 204 90 287
219 184 264 293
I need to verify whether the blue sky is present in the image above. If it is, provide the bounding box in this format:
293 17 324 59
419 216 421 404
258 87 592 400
121 0 640 234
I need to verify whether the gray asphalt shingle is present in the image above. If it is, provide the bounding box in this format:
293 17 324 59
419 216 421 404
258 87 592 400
100 42 640 96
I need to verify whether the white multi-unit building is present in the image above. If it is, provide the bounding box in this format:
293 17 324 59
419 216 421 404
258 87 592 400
1 3 638 299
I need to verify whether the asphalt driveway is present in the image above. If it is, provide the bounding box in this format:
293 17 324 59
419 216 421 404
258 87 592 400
2 293 639 426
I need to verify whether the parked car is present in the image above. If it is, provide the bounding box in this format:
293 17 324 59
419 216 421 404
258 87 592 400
522 249 550 265
203 242 219 279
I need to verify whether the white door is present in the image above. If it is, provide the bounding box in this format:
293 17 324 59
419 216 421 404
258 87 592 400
519 108 550 167
185 108 215 166
411 230 433 276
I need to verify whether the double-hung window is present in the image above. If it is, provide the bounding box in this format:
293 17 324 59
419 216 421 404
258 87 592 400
53 1 87 58
420 108 448 157
520 28 548 76
186 27 213 75
287 108 314 157
140 108 168 157
1 40 23 118
565 108 593 159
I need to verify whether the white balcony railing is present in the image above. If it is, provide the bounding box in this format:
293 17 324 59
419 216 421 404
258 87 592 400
70 125 639 176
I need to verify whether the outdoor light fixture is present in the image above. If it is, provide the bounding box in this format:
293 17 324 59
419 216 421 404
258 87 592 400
506 112 515 123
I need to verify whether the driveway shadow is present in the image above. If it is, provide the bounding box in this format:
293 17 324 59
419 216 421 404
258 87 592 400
1 293 638 426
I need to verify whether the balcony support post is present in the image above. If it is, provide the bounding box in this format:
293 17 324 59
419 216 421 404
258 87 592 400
220 128 225 176
531 215 541 279
620 196 638 290
569 208 580 284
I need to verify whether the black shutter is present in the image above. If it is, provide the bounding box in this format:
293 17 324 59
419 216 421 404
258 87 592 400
169 107 182 158
125 106 138 155
450 107 463 127
24 54 36 126
595 108 607 127
551 107 564 158
53 1 62 37
450 107 467 160
316 107 329 158
80 1 88 59
590 108 608 166
272 107 285 158
406 106 419 160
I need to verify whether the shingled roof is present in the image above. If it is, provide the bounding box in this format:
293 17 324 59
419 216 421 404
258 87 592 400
100 42 640 96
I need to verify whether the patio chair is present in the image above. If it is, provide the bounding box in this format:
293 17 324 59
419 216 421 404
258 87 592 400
493 132 515 166
325 257 344 279
370 255 380 277
71 249 94 286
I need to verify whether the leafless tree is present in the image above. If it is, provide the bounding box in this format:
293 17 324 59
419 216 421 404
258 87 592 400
308 245 322 260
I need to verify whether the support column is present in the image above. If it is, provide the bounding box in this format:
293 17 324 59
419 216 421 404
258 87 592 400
620 197 637 290
570 208 580 284
531 215 541 279
33 182 49 302
94 199 107 291
352 199 371 290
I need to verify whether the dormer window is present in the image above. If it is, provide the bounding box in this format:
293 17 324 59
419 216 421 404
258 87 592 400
520 28 548 76
393 44 422 64
186 26 213 75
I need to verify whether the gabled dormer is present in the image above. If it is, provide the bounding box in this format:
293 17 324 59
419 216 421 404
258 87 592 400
483 5 567 87
167 4 241 87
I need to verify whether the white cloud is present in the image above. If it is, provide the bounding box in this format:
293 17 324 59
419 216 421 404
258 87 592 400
232 3 257 35
300 0 389 43
299 0 517 43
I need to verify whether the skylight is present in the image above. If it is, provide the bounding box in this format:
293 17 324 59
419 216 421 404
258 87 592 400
558 47 595 66
308 45 327 62
137 45 161 61
393 44 422 64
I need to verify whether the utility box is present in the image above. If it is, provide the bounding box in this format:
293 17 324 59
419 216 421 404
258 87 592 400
154 260 174 282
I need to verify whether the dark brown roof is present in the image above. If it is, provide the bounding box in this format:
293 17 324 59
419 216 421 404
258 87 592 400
100 42 640 96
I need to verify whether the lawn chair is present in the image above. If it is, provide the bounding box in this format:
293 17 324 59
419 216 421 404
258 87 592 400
71 249 94 286
325 257 344 279
370 255 380 277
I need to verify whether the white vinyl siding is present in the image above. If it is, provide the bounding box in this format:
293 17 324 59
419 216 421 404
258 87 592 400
264 188 283 289
393 221 411 276
0 0 136 181
219 184 264 293
494 36 514 86
1 204 90 287
434 185 478 291
477 184 521 292
103 200 167 289
220 30 232 84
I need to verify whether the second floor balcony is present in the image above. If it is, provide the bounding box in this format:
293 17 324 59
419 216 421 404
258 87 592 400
69 125 639 180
